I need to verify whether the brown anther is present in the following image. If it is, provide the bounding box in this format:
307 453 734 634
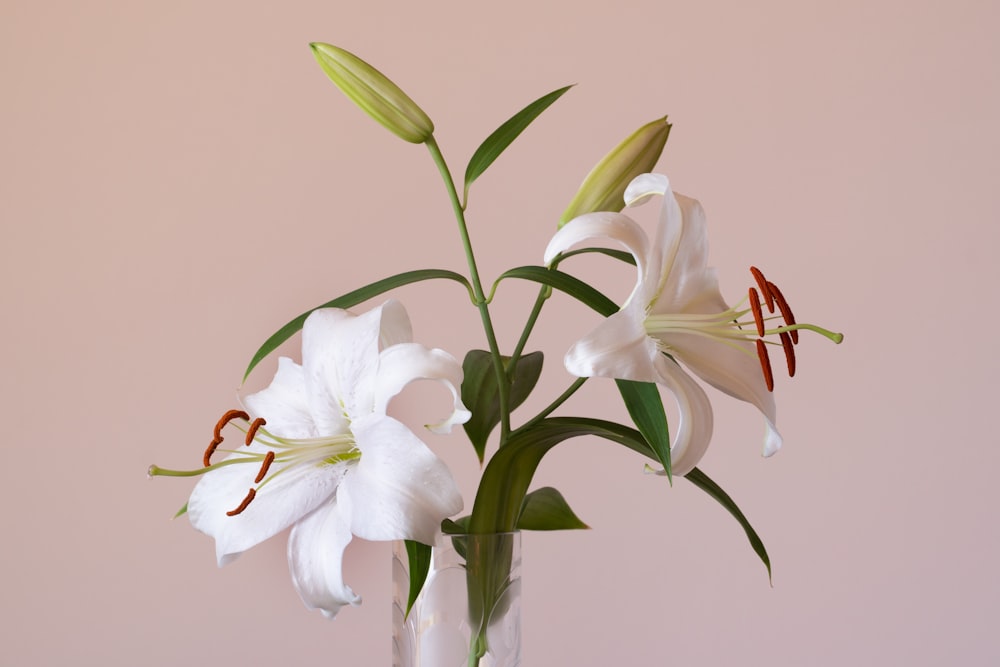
750 266 775 313
748 287 765 337
214 409 250 441
254 451 276 484
756 339 774 392
766 281 798 344
245 417 266 446
226 488 257 516
202 436 223 468
779 332 796 377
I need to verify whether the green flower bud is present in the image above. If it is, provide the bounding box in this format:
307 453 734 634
310 43 434 144
559 116 671 226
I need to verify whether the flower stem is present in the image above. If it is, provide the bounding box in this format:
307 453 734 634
425 137 512 443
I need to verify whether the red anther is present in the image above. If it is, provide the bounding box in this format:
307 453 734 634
254 451 275 484
750 267 774 313
226 488 257 516
203 436 223 468
214 409 250 441
748 287 765 337
766 281 798 344
779 332 796 377
756 339 774 392
245 417 266 446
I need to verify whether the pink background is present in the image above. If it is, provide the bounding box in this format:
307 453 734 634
3 0 998 664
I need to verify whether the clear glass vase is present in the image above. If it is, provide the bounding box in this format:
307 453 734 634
392 531 522 667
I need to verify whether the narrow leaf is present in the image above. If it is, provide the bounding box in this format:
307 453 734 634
616 380 672 483
518 487 589 530
243 269 470 381
496 265 618 317
403 539 432 619
463 85 573 204
462 350 544 462
685 467 772 582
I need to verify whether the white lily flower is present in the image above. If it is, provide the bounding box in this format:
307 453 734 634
184 300 469 619
545 173 841 475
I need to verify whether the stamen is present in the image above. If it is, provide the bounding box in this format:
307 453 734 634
766 281 798 343
214 409 250 440
226 488 257 516
748 287 765 337
254 451 276 484
756 339 774 392
779 332 796 377
750 266 774 313
245 417 266 446
202 436 223 468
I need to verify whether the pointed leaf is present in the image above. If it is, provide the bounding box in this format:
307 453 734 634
616 380 672 483
463 85 573 204
496 266 618 317
244 269 471 381
461 350 544 462
403 539 432 619
685 467 772 582
517 487 589 530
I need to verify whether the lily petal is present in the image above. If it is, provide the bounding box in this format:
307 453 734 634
372 342 470 434
668 332 782 457
563 299 660 384
244 356 316 440
342 414 463 545
652 354 714 475
188 448 348 565
544 211 651 286
287 496 361 619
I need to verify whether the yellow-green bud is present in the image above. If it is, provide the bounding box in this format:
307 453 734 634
310 43 435 144
559 117 671 226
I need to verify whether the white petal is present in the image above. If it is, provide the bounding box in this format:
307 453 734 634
342 415 463 545
668 332 782 457
544 211 651 282
624 173 669 207
563 299 661 383
244 357 316 439
288 497 361 619
187 447 347 565
652 355 714 476
373 342 470 434
301 307 381 428
653 192 715 312
376 299 414 349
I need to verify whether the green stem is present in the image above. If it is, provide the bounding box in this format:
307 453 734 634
507 284 551 376
515 377 587 434
425 137 512 443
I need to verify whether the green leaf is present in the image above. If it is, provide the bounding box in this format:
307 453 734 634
403 539 432 619
685 467 772 582
616 380 672 483
463 85 573 205
555 247 636 266
517 487 589 530
495 266 618 317
173 502 188 519
243 269 471 381
461 350 544 462
469 417 654 533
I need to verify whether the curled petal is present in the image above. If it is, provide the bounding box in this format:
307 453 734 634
188 447 347 566
624 172 669 207
666 332 782 457
288 497 361 619
563 300 660 384
373 342 471 433
652 355 714 476
343 415 463 545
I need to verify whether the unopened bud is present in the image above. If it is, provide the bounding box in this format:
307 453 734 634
559 117 671 226
310 43 435 144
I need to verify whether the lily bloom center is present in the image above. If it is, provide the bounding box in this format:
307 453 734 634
643 266 843 392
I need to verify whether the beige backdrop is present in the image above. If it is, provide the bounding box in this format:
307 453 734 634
3 0 998 664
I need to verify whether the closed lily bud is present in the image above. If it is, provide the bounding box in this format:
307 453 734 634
559 116 671 226
310 43 435 144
